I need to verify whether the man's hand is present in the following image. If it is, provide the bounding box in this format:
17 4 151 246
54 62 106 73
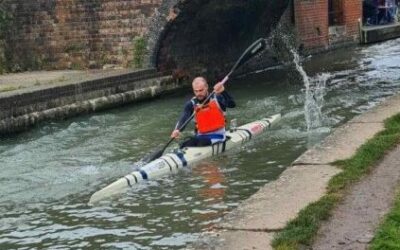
171 129 181 138
213 81 225 94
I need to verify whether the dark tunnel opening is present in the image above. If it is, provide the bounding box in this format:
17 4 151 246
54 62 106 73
155 0 290 80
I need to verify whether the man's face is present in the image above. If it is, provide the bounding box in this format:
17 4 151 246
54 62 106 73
193 82 208 101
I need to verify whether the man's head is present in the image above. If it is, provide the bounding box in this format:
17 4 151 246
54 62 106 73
192 77 209 101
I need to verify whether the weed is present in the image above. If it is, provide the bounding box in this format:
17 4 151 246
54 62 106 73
132 36 147 69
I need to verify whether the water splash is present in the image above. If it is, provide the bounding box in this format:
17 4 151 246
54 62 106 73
290 49 328 131
268 28 327 131
306 73 329 131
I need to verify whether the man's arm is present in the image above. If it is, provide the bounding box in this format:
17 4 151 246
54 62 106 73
171 101 194 138
175 101 194 129
217 91 236 111
213 81 236 110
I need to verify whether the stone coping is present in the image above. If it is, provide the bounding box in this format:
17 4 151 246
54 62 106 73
0 68 181 134
0 68 159 98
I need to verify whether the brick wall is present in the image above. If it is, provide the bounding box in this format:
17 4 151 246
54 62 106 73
5 0 163 71
294 0 329 51
294 0 361 52
3 0 291 75
342 0 362 40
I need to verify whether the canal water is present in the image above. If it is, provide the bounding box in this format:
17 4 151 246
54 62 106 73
1 39 400 249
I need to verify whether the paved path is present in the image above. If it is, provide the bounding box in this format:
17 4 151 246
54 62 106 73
0 69 132 92
312 145 400 249
193 93 400 249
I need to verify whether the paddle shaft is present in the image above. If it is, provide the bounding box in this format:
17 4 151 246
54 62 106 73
146 38 266 161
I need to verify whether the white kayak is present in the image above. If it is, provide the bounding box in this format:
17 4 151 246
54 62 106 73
89 114 281 204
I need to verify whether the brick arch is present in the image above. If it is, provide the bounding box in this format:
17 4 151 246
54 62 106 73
145 0 181 68
150 0 290 79
2 0 289 74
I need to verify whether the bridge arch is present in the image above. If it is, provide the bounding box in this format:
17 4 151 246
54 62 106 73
1 0 289 75
148 0 290 79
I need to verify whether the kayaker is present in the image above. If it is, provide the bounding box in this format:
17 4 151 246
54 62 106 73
170 76 236 147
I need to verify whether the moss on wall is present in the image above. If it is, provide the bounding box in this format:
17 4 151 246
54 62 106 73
0 4 12 73
132 37 148 69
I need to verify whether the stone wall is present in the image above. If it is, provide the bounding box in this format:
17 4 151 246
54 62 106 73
0 69 184 134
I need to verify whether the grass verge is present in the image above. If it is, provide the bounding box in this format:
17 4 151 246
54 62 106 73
272 113 400 250
370 188 400 249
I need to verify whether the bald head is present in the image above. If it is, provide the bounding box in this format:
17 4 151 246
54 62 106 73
192 77 208 88
192 77 209 101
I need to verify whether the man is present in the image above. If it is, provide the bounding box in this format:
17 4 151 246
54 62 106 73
171 76 236 147
387 0 398 22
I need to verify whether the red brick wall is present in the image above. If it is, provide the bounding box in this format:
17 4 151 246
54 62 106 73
4 0 291 74
6 0 163 70
294 0 329 50
294 0 361 51
342 0 362 40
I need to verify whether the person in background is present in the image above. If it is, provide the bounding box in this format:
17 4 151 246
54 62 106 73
392 0 399 22
364 0 379 25
377 0 388 24
171 77 236 147
387 0 397 23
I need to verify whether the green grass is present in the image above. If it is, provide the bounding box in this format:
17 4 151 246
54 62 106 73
272 113 400 249
370 189 400 250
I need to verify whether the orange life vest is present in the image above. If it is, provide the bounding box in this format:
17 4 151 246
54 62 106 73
194 99 226 133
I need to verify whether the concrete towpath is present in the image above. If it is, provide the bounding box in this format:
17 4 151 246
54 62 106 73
192 93 400 249
0 69 134 92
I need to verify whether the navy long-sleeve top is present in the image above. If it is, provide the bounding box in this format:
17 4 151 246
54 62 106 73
175 91 236 131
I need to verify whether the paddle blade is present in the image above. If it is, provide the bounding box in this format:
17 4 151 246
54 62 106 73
229 38 267 75
141 137 175 163
141 147 164 163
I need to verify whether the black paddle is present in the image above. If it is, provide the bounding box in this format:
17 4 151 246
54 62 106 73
142 38 267 163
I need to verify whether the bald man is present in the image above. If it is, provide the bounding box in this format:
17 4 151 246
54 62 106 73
171 77 236 147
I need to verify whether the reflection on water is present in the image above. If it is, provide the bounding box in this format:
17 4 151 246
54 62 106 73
192 161 227 230
1 38 400 249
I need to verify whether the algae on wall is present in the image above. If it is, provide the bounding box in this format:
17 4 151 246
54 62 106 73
0 2 12 74
0 1 41 73
0 41 5 74
132 36 148 69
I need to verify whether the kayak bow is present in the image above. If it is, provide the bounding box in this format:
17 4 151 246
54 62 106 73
89 114 281 204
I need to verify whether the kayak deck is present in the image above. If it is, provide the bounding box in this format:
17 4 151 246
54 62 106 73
89 114 281 204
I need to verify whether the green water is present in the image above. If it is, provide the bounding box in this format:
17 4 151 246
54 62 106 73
1 39 400 249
